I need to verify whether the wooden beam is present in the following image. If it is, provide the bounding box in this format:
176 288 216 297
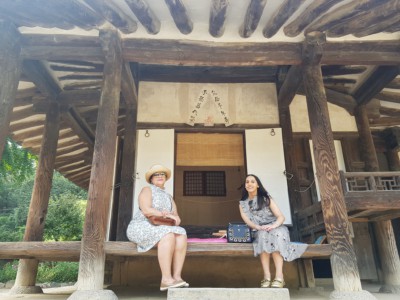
84 0 137 34
0 21 22 157
327 1 400 38
380 106 400 117
369 117 400 127
305 0 383 34
209 0 229 38
164 0 193 34
239 0 267 38
58 90 101 106
61 107 95 150
0 241 332 261
352 66 399 105
22 60 62 98
278 65 302 108
263 0 305 38
21 34 400 65
283 0 341 37
125 0 160 34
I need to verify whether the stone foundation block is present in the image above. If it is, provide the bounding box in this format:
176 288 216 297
168 288 290 300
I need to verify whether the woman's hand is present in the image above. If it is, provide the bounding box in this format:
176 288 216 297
165 213 181 226
257 223 280 232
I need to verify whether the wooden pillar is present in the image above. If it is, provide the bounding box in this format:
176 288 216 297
0 21 21 157
354 105 400 294
116 62 139 241
10 102 60 294
302 32 370 298
116 106 137 241
354 105 379 171
279 105 301 241
68 26 122 300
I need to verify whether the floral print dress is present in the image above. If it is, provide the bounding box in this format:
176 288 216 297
240 197 307 261
126 184 186 252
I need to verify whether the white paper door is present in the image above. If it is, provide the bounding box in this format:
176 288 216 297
245 128 292 224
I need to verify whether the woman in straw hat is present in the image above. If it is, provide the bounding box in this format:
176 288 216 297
126 164 188 291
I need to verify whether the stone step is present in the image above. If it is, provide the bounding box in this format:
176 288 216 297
167 287 290 300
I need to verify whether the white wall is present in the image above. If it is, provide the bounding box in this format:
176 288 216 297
290 94 358 132
133 129 175 213
245 128 292 224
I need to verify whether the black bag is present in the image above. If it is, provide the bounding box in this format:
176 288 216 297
227 222 254 243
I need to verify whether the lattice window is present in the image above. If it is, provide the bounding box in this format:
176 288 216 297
184 171 226 196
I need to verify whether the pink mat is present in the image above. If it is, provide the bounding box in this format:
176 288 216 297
188 238 227 243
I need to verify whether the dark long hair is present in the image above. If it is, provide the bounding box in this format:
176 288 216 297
241 174 271 210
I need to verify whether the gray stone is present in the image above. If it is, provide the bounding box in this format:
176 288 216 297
4 281 14 289
379 284 400 294
329 289 377 300
8 285 43 294
167 288 290 300
67 289 118 300
0 282 5 288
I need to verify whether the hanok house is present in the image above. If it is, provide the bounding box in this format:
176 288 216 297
0 0 399 299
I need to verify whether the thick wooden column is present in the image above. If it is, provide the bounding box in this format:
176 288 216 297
69 26 122 300
302 32 372 299
10 102 60 294
354 105 400 294
0 21 21 157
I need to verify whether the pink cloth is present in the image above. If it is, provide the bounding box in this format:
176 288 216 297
187 238 227 243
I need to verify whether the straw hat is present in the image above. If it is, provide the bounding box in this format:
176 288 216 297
145 164 171 183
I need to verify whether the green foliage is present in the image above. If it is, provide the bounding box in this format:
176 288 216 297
44 194 86 241
0 261 79 283
37 262 79 283
0 261 18 282
0 138 36 183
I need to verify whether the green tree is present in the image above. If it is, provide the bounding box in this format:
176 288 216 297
44 193 86 241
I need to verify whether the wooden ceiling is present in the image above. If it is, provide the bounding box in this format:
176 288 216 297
2 0 400 189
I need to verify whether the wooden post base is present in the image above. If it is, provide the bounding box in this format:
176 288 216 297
9 285 43 294
329 290 376 300
379 284 400 294
67 289 118 300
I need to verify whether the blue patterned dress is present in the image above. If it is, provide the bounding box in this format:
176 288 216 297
126 184 186 252
240 197 307 261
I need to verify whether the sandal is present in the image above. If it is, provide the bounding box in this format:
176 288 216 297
260 278 271 288
271 278 285 288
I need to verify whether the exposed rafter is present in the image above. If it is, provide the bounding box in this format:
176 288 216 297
284 0 341 37
125 0 160 34
209 0 229 38
239 0 267 38
263 0 305 38
164 0 193 35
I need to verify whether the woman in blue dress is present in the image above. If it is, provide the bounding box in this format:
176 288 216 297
127 164 187 291
239 174 307 288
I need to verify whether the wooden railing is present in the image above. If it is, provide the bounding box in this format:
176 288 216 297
340 171 400 193
297 171 400 240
